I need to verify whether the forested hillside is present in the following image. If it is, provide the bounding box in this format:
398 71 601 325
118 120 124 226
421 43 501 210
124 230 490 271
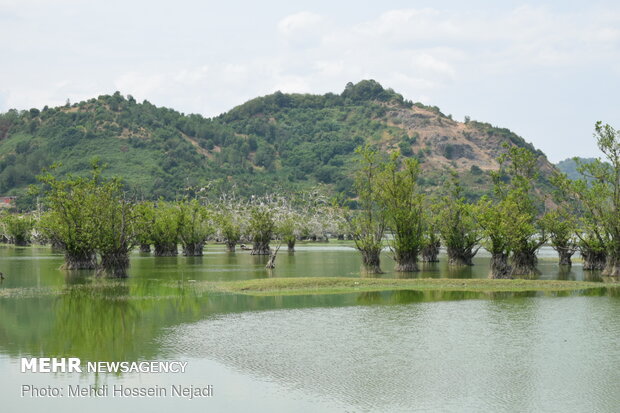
555 157 598 180
0 80 556 208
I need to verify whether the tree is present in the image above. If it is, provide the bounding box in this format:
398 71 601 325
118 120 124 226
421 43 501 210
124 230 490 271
550 161 608 271
555 122 620 275
351 146 386 274
277 214 300 252
213 193 245 252
247 205 275 255
420 205 440 263
178 199 212 256
37 168 101 269
476 196 512 278
437 172 480 266
377 152 424 271
95 179 137 277
217 211 243 252
540 209 578 266
499 147 546 276
36 163 137 275
150 202 180 256
2 213 34 246
134 202 155 253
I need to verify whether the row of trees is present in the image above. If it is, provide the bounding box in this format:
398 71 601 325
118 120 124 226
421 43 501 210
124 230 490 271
351 122 620 279
17 166 346 276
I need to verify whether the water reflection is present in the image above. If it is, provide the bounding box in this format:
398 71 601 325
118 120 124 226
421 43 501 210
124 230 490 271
1 244 620 412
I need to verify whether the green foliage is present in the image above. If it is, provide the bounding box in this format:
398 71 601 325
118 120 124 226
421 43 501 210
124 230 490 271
177 199 213 255
351 146 386 272
134 202 155 246
150 201 181 256
93 178 137 275
1 213 34 245
540 209 577 261
36 167 103 267
277 214 300 249
490 146 546 275
215 208 243 250
554 122 620 273
475 196 511 256
36 163 138 273
247 205 275 253
377 151 424 270
437 172 480 265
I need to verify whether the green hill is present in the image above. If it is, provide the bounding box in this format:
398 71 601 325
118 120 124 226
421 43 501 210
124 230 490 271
0 80 556 208
555 157 598 180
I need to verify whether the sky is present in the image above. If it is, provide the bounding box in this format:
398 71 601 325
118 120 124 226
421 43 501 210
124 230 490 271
1 0 619 162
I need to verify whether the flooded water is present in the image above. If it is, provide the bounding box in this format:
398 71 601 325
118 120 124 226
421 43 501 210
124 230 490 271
0 244 618 412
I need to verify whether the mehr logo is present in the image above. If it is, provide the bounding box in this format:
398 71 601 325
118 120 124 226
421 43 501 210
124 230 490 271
21 358 82 373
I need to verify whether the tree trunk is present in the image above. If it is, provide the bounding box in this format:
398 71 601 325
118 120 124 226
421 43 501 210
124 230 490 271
557 248 575 266
510 250 539 277
154 243 178 256
447 247 475 266
14 238 29 246
251 240 271 255
287 238 296 253
63 250 97 270
50 239 64 250
421 241 440 263
139 243 151 253
602 255 620 277
581 248 606 271
182 242 204 256
394 250 419 272
99 252 130 278
489 252 512 279
226 241 236 252
361 249 383 274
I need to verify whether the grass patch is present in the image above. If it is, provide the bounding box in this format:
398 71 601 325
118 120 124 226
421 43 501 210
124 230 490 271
200 277 619 296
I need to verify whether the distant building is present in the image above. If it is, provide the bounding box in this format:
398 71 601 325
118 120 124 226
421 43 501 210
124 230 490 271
0 196 17 208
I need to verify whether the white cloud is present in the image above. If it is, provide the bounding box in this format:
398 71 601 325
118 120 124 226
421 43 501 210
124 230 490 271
277 11 326 48
277 11 324 35
114 72 166 102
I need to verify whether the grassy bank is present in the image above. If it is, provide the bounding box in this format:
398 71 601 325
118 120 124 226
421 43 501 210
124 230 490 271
201 277 619 296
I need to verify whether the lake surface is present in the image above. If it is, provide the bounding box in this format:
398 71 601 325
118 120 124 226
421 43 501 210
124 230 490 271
0 244 619 412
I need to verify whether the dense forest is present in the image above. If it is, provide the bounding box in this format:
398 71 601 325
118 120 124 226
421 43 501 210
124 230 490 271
0 80 555 209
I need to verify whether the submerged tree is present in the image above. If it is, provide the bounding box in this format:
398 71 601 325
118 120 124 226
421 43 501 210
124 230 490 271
36 163 137 276
421 206 440 263
134 202 155 253
578 225 608 270
1 213 34 245
37 168 101 269
541 209 578 266
213 193 245 252
476 196 512 278
277 214 300 252
178 199 212 256
217 211 243 252
495 146 546 277
95 179 137 277
437 173 480 266
351 146 386 274
558 123 620 276
247 205 275 255
150 202 181 256
377 152 424 272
